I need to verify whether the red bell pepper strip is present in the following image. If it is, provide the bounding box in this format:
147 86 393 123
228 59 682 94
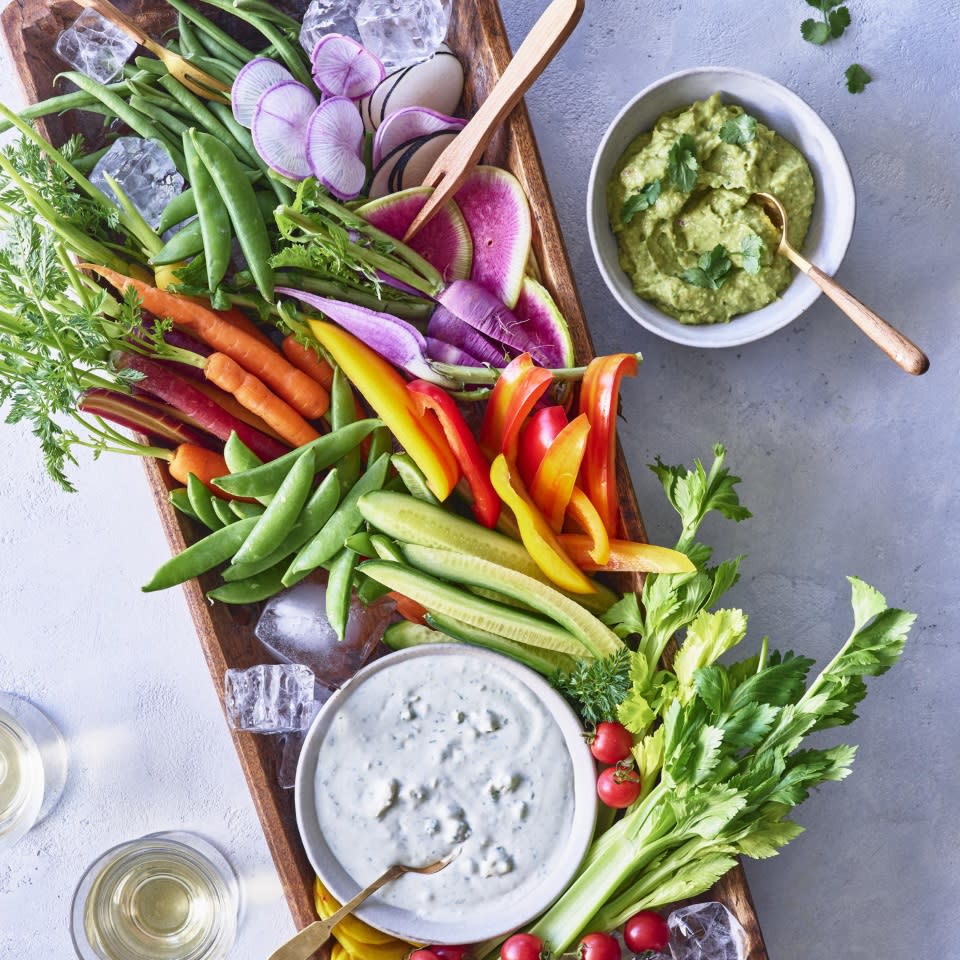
407 379 501 529
558 535 696 574
565 486 611 565
479 353 553 461
388 591 428 624
517 405 569 486
528 413 592 532
489 454 594 595
579 353 639 534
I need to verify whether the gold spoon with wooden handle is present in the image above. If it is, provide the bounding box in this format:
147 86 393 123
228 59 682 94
402 0 585 242
267 848 461 960
751 192 929 375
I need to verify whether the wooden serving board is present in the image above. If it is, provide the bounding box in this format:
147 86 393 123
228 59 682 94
2 0 768 954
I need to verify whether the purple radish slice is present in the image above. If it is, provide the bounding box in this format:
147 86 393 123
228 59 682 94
372 107 465 167
455 165 532 309
357 186 472 282
251 80 318 180
436 280 533 356
304 96 366 200
231 57 294 128
424 337 483 367
368 130 459 198
427 303 509 367
375 269 425 298
512 276 575 369
311 33 385 100
276 287 455 386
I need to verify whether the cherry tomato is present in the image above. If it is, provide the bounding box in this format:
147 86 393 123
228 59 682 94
596 763 641 808
588 722 633 764
501 933 544 960
409 952 441 960
578 932 622 960
622 911 670 953
433 948 470 960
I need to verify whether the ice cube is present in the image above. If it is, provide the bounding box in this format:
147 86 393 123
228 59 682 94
275 686 334 789
224 664 316 734
54 9 137 85
255 580 394 688
354 0 449 70
90 137 185 229
300 0 362 53
668 902 748 960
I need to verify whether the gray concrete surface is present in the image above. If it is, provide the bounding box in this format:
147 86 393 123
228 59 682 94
1 1 958 958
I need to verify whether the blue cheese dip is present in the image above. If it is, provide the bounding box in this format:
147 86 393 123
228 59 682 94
314 652 575 919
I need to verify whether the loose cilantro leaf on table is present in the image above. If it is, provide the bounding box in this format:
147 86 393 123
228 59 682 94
667 134 699 192
801 0 850 44
719 114 757 145
680 245 733 290
740 233 765 275
620 179 662 224
845 63 872 93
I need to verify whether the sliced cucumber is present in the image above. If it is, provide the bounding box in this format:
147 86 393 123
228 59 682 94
383 620 447 650
400 544 623 660
358 560 587 657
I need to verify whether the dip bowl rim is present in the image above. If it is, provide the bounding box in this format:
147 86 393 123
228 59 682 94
295 643 599 945
586 64 857 348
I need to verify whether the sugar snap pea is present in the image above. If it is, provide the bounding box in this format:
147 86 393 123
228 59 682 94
169 487 202 524
206 563 287 604
391 452 439 504
344 531 376 556
283 453 390 586
187 473 225 530
232 446 316 564
221 468 340 582
228 501 266 520
191 131 274 300
207 102 290 204
356 574 391 604
330 366 361 493
366 424 393 466
150 218 203 265
326 548 359 640
370 534 405 564
142 517 259 592
211 495 236 527
185 129 232 291
214 420 381 497
223 431 262 474
157 168 262 234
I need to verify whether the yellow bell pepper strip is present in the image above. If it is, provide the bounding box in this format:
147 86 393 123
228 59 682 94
314 878 410 953
528 413 592 531
490 454 595 594
578 353 639 534
407 379 500 528
308 319 460 500
566 486 611 566
479 353 553 461
558 535 696 573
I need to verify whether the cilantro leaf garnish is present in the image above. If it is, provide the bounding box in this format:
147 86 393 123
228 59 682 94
667 134 699 192
740 233 765 275
801 0 850 44
680 244 733 290
845 63 872 93
620 179 662 224
719 114 757 145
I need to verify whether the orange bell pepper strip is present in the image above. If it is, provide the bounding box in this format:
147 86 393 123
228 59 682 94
565 486 611 566
407 380 501 529
559 535 696 574
489 454 594 595
307 319 459 499
528 413 592 531
579 353 639 534
479 353 553 461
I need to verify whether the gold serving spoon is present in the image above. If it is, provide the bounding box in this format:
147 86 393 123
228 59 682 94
72 0 231 103
751 192 929 375
267 848 461 960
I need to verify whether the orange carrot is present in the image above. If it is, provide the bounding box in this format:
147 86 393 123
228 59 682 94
204 353 321 448
191 380 288 444
168 444 229 491
217 306 276 349
282 334 335 390
84 266 329 419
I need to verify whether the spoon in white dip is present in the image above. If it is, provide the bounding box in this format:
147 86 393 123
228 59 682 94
268 848 462 960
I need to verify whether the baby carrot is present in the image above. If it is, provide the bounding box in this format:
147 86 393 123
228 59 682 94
282 334 334 390
168 443 230 491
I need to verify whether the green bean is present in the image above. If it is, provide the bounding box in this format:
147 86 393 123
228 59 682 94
73 146 111 174
194 25 246 70
224 431 262 474
232 0 301 31
164 0 255 64
177 13 205 59
142 517 258 591
211 495 236 527
330 366 361 493
228 500 266 520
326 548 359 640
370 534 405 564
129 95 191 140
344 531 377 556
150 218 203 265
221 468 340 582
0 86 118 135
283 453 390 585
190 55 239 86
133 55 168 76
187 473 225 530
207 562 287 603
169 487 203 524
185 130 232 291
367 425 393 466
391 452 439 504
191 130 274 300
157 168 262 233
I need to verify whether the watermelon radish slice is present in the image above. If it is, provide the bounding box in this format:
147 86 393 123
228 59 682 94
232 57 293 128
305 96 366 200
357 186 473 282
368 130 459 198
372 107 465 167
310 33 385 100
454 165 532 309
251 80 317 180
512 277 575 368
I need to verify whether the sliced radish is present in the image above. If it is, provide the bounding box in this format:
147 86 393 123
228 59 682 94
372 107 465 167
304 96 366 200
251 80 318 180
231 57 294 128
368 130 458 198
427 303 510 366
311 33 386 100
425 337 483 367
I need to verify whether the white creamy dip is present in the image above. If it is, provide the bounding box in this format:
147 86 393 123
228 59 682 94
313 652 576 919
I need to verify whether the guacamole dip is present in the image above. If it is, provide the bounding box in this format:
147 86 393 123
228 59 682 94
607 93 815 325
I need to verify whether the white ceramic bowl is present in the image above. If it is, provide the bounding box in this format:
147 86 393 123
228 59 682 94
587 66 856 347
295 644 598 945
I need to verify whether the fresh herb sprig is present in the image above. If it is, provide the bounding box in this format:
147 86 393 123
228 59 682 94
680 244 733 290
667 134 699 192
845 63 872 93
801 0 851 45
620 179 662 224
719 113 757 145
